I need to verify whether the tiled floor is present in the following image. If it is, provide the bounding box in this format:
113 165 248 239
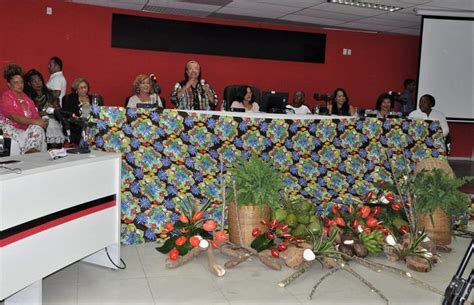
5 232 472 305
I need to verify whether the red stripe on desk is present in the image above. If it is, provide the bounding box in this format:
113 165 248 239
0 201 116 247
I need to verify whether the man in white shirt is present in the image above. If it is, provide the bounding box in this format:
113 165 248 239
46 56 67 105
286 91 312 115
409 94 449 137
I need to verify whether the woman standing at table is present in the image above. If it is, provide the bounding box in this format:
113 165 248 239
126 74 163 108
0 64 47 154
170 60 217 110
230 86 259 112
327 88 356 116
375 93 394 118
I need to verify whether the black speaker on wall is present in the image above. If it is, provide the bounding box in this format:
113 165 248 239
111 14 326 64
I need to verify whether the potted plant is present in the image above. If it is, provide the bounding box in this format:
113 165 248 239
413 168 472 245
226 155 284 246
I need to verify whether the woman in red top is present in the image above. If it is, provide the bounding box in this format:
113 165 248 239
0 64 47 153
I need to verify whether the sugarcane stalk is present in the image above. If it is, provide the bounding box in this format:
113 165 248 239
166 247 202 269
341 264 389 305
207 246 225 277
278 260 316 287
309 267 341 299
351 255 444 296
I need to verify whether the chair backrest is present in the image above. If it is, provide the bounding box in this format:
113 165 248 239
222 85 261 111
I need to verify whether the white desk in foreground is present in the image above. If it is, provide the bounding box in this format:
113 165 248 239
0 151 121 304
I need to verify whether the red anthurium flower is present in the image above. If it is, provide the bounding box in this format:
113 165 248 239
192 211 204 222
373 206 382 215
165 223 174 231
270 219 279 230
353 219 360 228
270 248 280 258
277 243 287 252
364 191 374 200
189 236 200 247
385 193 395 202
391 203 402 211
366 217 379 227
360 206 371 219
267 232 275 240
203 220 217 232
214 230 228 242
334 217 346 227
399 225 409 235
169 248 179 261
175 236 187 246
279 224 289 232
179 214 189 224
252 228 262 236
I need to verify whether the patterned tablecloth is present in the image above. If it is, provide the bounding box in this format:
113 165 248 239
89 107 446 244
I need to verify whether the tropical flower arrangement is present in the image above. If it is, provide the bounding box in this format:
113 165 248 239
156 198 228 275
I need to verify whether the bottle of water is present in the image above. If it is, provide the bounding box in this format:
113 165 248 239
313 105 320 114
92 94 99 106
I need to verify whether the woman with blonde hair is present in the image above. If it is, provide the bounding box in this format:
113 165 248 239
127 74 163 108
62 77 102 144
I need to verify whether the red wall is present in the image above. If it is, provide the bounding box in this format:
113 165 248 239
0 0 471 158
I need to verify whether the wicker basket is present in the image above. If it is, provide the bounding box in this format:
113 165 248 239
418 208 451 245
228 203 270 246
414 158 455 178
414 158 454 246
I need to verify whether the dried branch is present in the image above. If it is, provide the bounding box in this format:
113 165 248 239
278 261 316 288
309 267 341 299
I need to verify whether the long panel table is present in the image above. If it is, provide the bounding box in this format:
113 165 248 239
0 151 121 304
88 107 446 244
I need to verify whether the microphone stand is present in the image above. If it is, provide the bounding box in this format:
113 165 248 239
443 239 474 305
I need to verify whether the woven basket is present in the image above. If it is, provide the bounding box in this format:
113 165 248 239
418 208 451 245
414 158 454 245
414 158 455 178
228 203 270 246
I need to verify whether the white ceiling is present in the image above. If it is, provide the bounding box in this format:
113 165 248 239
68 0 474 35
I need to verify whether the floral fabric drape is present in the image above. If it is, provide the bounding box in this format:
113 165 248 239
89 107 446 244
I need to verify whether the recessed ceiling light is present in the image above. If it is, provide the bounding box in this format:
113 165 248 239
327 0 402 12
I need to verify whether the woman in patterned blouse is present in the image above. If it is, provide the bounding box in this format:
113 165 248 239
170 60 217 110
0 64 47 153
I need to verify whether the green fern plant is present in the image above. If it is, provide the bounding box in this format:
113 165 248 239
413 169 472 219
226 155 284 210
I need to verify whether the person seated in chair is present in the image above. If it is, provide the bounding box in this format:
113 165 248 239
0 64 47 154
62 77 103 144
24 69 65 148
230 86 259 113
286 91 311 114
375 93 394 118
409 94 450 153
126 74 163 109
327 88 356 116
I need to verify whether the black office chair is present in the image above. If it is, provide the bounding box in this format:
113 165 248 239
222 85 261 111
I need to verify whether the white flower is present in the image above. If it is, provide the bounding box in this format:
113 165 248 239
343 240 354 245
422 236 431 242
356 225 363 233
423 252 433 259
380 196 390 204
303 249 316 261
385 234 397 246
199 239 209 249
